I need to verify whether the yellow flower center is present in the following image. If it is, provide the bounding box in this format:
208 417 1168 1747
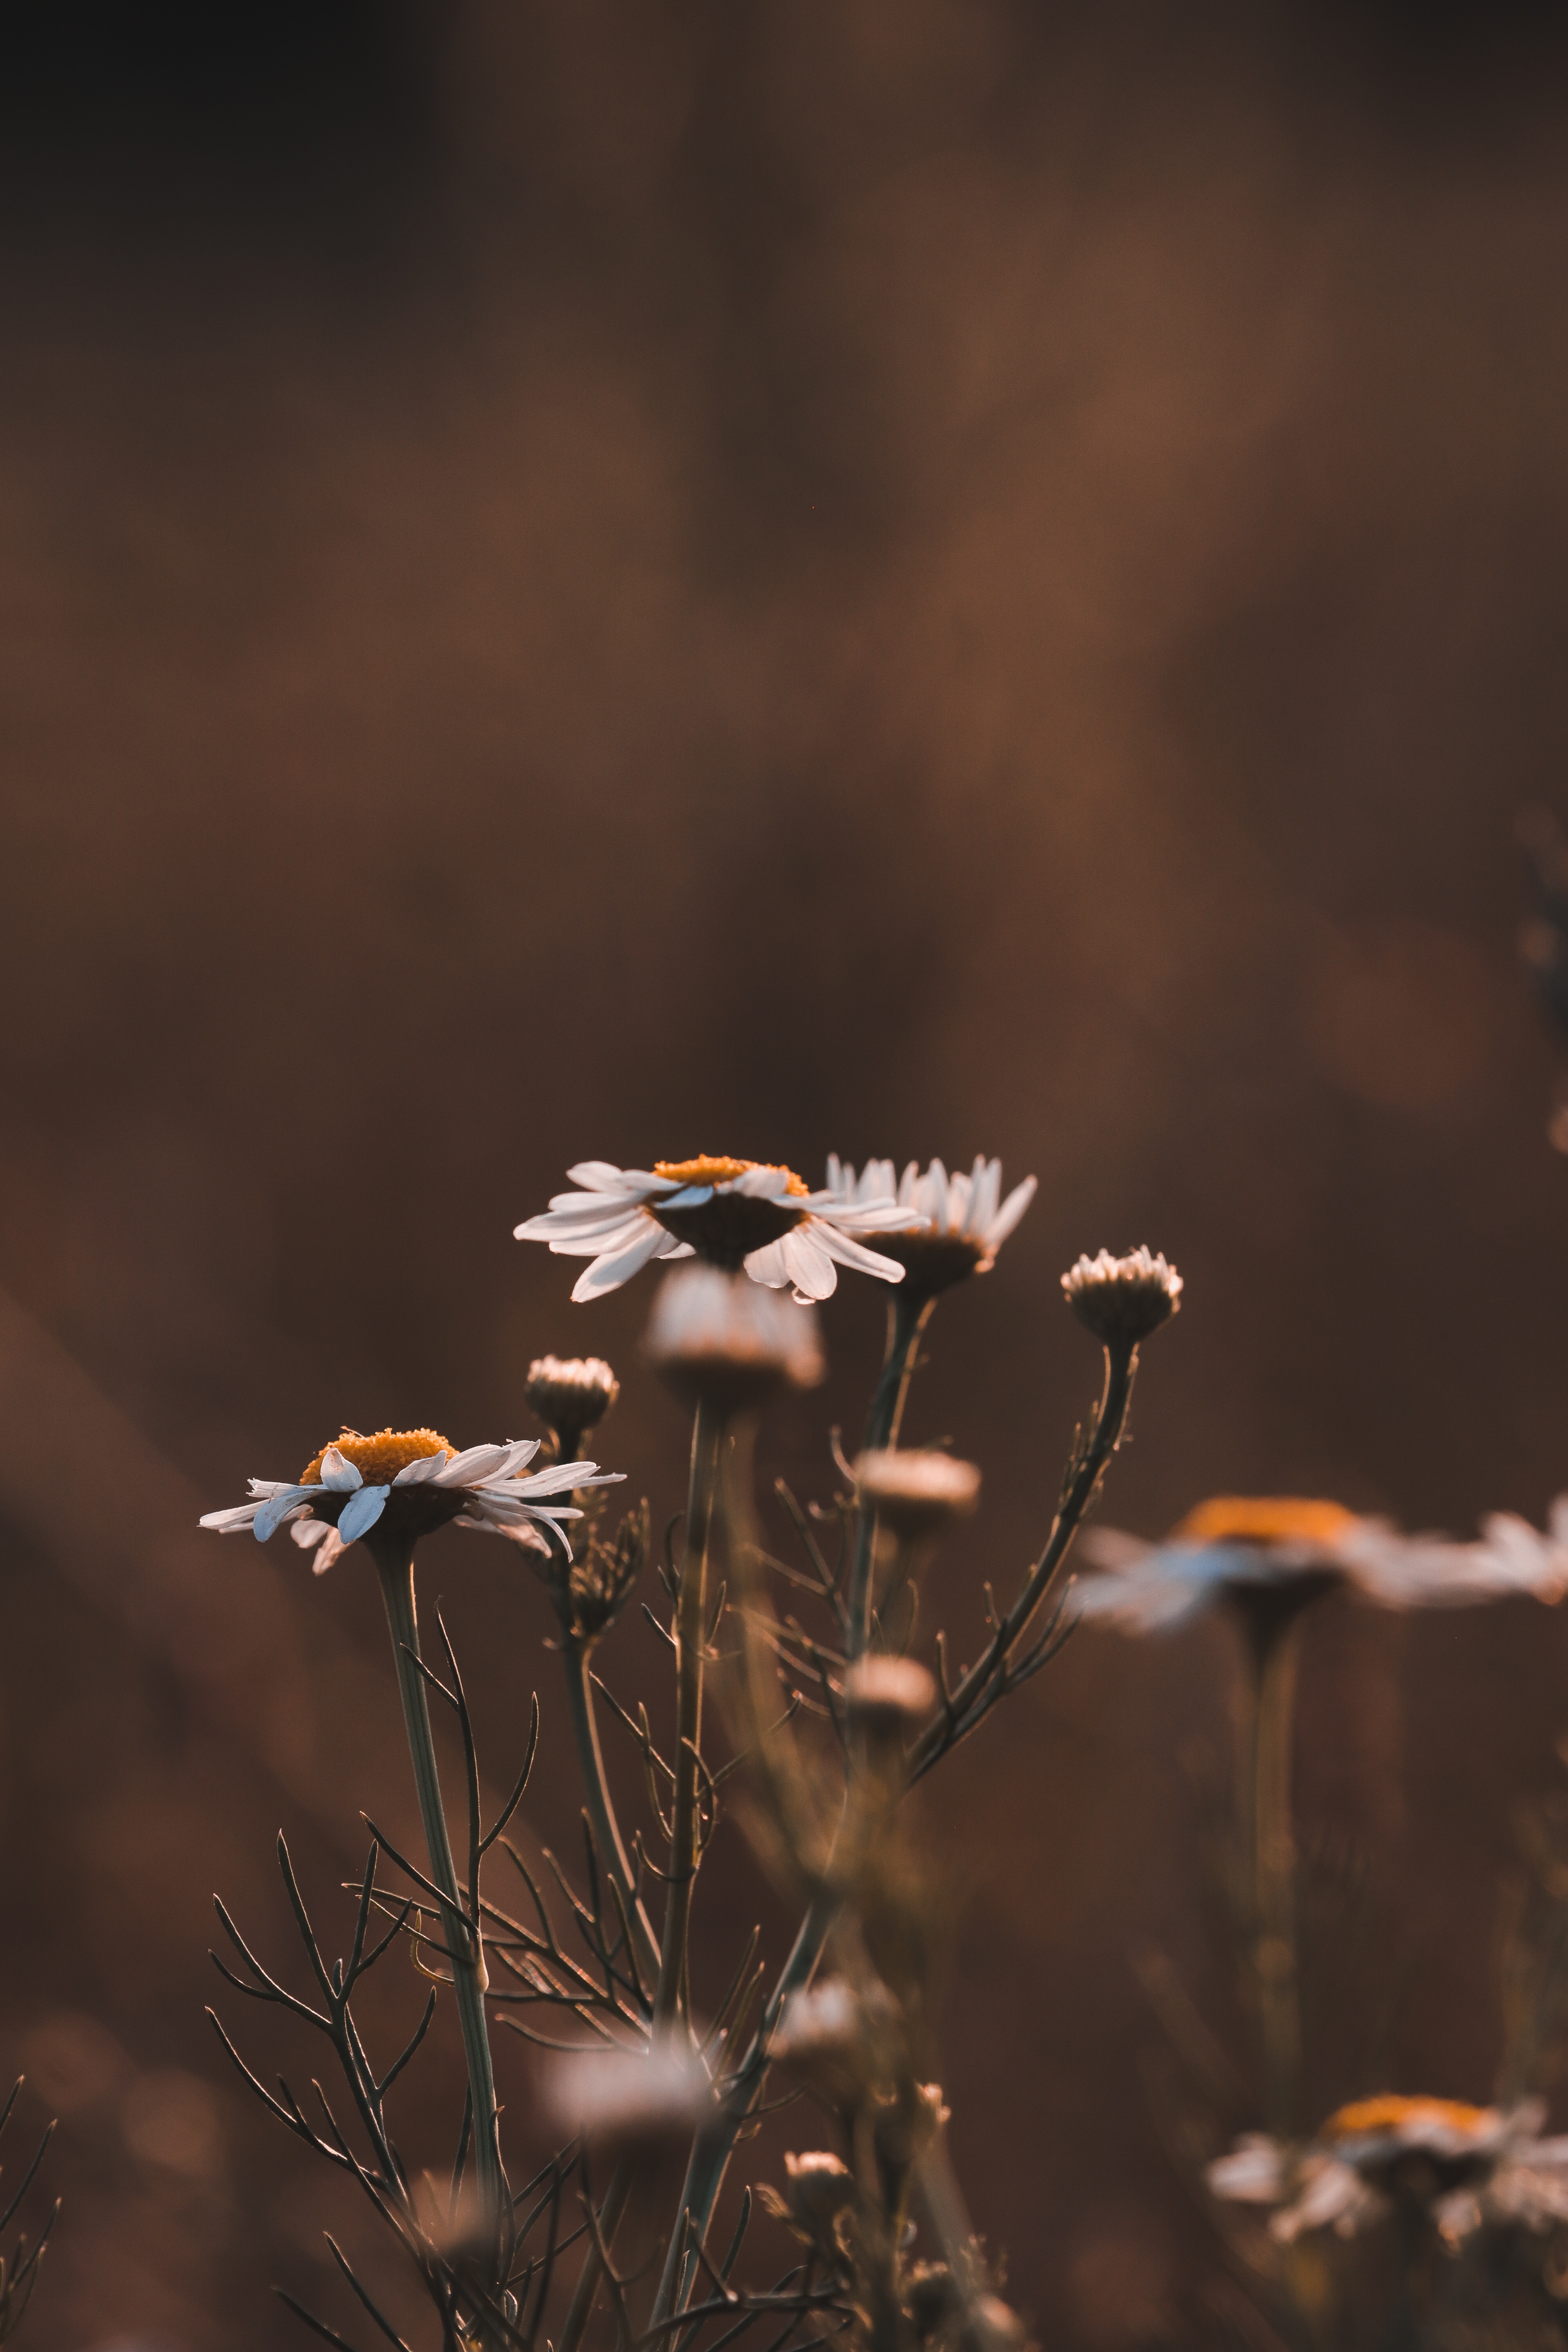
300 1427 453 1486
1323 2095 1489 2141
655 1155 809 1198
1175 1495 1359 1548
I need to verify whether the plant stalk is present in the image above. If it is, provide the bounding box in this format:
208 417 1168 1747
847 1288 936 1657
375 1552 509 2285
654 1390 726 2034
1240 1610 1303 2142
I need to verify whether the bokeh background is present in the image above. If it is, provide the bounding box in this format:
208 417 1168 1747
6 3 1568 2343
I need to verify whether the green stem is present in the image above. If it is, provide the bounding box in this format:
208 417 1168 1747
375 1553 509 2283
655 1391 726 2034
847 1288 935 1657
563 1639 662 1993
1241 1611 1303 2142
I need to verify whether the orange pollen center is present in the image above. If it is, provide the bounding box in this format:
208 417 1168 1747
654 1155 809 1198
1175 1495 1359 1548
1323 2096 1489 2141
300 1427 453 1486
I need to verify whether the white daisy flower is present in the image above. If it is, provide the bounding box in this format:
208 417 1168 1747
199 1425 623 1574
1068 1493 1561 1635
515 1154 911 1305
824 1156 1036 1294
1209 2096 1567 2244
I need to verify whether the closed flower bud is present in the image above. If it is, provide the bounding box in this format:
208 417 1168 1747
843 1655 936 1742
761 2150 859 2255
1060 1247 1183 1348
855 1450 980 1543
525 1355 619 1457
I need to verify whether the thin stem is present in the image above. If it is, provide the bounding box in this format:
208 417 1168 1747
1240 1611 1303 2142
375 1552 510 2286
847 1289 935 1657
906 1339 1136 1780
563 1639 662 1991
655 1392 727 2034
559 2162 632 2352
650 1887 835 2329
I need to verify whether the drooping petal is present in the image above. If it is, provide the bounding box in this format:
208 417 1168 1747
572 1219 677 1301
291 1517 333 1546
741 1236 791 1290
513 1460 624 1498
254 1485 320 1541
808 1222 905 1283
336 1483 391 1544
200 1502 262 1534
318 1446 364 1492
779 1227 839 1302
310 1529 346 1575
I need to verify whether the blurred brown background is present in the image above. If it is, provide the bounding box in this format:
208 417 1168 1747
5 2 1568 2342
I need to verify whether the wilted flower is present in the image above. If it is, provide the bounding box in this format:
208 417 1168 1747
842 1655 938 1741
826 1156 1036 1295
855 1450 980 1542
1060 1248 1183 1347
1209 2095 1568 2243
516 1156 910 1304
199 1427 623 1572
1071 1493 1555 1636
645 1263 824 1406
542 1500 649 1644
524 1355 619 1455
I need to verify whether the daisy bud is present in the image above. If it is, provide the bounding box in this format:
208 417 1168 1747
763 2150 859 2254
1060 1247 1183 1348
854 1450 980 1543
645 1264 824 1408
843 1655 937 1742
524 1354 619 1457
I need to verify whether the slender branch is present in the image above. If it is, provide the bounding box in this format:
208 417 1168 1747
655 1392 727 2034
563 1639 662 1990
846 1289 935 1657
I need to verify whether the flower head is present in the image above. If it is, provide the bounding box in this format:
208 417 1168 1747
524 1354 619 1456
516 1156 911 1304
842 1654 938 1740
645 1264 824 1406
854 1449 981 1541
1071 1492 1555 1636
200 1426 623 1572
1209 2096 1568 2243
826 1156 1036 1295
1061 1248 1182 1347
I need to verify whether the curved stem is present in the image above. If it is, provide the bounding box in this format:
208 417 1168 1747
562 1639 662 1992
559 2161 632 2352
847 1289 936 1657
375 1553 509 2284
655 1392 727 2034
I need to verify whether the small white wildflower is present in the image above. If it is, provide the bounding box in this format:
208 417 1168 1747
516 1155 911 1304
200 1426 622 1572
825 1155 1036 1294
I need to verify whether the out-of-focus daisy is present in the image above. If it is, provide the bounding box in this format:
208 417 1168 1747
1209 2096 1568 2244
515 1156 910 1304
825 1156 1036 1294
1070 1494 1558 1636
200 1426 622 1573
644 1262 824 1405
854 1449 981 1540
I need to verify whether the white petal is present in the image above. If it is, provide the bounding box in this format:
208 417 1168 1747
318 1446 363 1492
437 1442 514 1486
310 1529 346 1576
200 1503 262 1534
572 1219 674 1301
254 1485 319 1541
337 1484 391 1543
780 1228 838 1302
392 1450 451 1485
741 1237 791 1289
657 1184 716 1209
807 1221 905 1283
291 1516 333 1546
513 1460 624 1497
564 1162 644 1194
985 1174 1037 1249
